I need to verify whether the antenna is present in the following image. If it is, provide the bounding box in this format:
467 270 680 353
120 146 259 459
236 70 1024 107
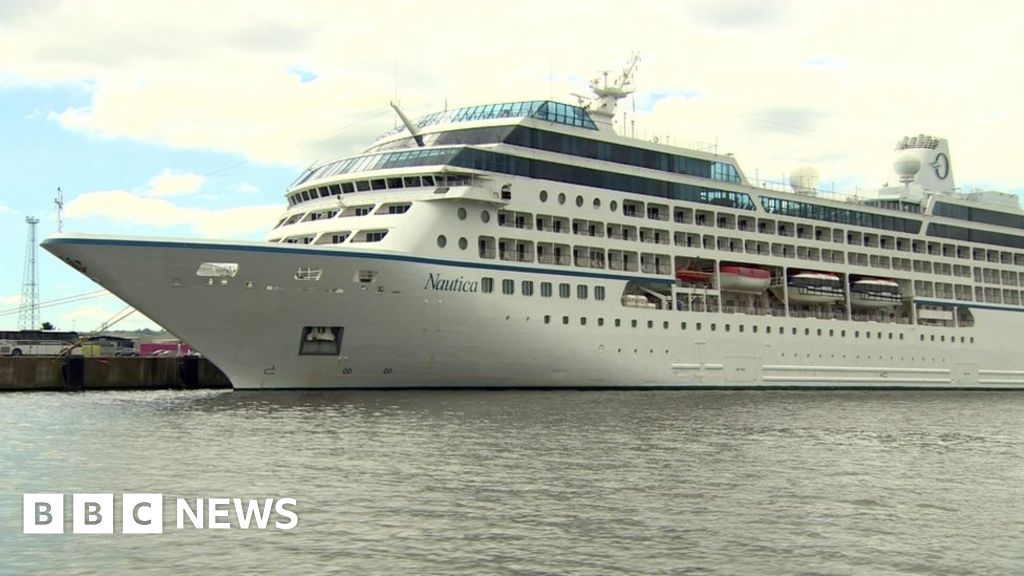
18 216 41 330
55 187 64 233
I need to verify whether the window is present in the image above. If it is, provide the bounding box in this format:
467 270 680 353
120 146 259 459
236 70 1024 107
355 206 373 216
541 282 552 297
295 267 322 281
502 279 514 295
437 235 447 248
457 207 467 220
563 316 569 325
522 281 534 296
481 278 494 293
363 230 387 242
559 283 570 298
577 285 588 299
595 286 605 300
196 262 239 278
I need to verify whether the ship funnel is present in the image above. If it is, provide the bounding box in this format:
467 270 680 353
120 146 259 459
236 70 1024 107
888 134 954 193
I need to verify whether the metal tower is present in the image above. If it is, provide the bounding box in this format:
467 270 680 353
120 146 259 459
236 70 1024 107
18 216 40 330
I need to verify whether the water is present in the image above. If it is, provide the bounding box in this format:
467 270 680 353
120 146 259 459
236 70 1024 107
0 389 1021 575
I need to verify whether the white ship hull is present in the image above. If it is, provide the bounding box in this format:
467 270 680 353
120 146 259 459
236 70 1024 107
43 234 1024 389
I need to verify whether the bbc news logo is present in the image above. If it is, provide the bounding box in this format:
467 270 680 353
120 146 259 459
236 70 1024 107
23 494 298 534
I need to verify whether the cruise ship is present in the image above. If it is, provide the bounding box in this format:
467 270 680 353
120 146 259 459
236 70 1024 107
43 61 1024 389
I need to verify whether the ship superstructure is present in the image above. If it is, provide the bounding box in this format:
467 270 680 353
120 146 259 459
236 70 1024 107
43 63 1024 389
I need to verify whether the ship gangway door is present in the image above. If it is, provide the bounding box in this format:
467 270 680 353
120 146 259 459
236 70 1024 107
953 363 978 387
725 356 760 385
422 299 443 332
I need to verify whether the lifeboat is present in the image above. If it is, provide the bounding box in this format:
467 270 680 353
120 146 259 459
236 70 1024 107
719 265 771 293
675 267 713 285
785 271 844 303
850 277 901 308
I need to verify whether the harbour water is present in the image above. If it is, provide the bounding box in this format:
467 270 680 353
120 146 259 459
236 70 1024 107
1 389 1021 575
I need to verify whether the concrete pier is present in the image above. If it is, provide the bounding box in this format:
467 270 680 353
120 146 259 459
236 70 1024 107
0 357 232 391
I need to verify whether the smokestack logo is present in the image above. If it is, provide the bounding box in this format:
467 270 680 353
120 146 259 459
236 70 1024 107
23 493 298 534
931 152 949 179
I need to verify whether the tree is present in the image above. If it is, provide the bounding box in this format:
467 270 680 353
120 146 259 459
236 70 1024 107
41 321 56 331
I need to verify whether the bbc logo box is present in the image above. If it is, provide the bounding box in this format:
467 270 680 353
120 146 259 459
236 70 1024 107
23 493 163 534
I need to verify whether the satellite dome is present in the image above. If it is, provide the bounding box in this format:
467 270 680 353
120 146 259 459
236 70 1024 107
789 166 819 195
893 153 921 183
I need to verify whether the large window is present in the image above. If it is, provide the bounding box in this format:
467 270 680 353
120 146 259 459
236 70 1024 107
450 148 755 210
761 196 921 234
929 223 1024 249
934 201 1024 230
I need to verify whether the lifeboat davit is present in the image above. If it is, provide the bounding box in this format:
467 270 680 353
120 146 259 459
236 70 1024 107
851 277 901 308
719 265 771 293
786 271 844 303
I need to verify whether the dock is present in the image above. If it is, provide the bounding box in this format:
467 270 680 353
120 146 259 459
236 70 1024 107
0 357 232 391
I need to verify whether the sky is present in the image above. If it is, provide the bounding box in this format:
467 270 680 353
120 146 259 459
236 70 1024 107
1 0 1023 331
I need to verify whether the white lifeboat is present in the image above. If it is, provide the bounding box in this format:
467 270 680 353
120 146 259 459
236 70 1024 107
851 277 902 308
786 271 844 303
719 265 771 293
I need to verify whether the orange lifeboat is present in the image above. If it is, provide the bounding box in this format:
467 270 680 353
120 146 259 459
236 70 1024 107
675 267 713 285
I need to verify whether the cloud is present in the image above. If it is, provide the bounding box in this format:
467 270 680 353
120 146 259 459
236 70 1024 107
66 189 281 238
0 203 12 214
688 0 790 27
237 181 258 194
0 294 20 308
1 1 1024 193
145 170 205 197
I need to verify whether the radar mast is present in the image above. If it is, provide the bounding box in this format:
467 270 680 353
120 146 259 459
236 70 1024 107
580 53 640 133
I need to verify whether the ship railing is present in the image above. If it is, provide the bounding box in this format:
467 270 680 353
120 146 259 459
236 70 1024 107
788 309 846 320
500 251 533 262
719 305 786 316
851 314 913 325
498 220 534 230
851 291 903 302
790 285 844 297
537 254 571 266
674 301 721 313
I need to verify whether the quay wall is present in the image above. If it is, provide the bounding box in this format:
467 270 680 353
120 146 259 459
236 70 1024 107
0 357 232 391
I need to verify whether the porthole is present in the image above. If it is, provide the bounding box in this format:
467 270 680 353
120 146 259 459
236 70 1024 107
437 235 447 248
481 210 490 223
558 192 566 205
458 237 468 250
593 198 601 209
575 195 584 207
457 207 467 220
540 190 548 202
